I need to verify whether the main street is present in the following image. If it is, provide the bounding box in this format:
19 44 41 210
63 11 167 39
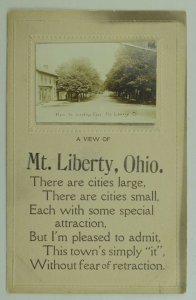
36 92 156 124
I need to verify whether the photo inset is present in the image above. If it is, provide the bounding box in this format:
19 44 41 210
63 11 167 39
36 42 157 124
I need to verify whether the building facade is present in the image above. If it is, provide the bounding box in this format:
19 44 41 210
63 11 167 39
36 68 58 104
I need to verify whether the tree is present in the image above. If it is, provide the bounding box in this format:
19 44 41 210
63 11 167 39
56 58 101 101
105 43 156 104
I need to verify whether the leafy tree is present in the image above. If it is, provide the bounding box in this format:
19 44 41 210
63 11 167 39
105 43 156 104
56 58 101 101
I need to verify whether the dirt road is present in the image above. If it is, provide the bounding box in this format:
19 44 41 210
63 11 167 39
36 92 156 124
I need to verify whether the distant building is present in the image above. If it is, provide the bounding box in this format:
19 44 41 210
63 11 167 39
36 66 58 104
121 41 156 52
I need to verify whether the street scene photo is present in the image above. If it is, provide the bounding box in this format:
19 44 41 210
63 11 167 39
36 42 157 124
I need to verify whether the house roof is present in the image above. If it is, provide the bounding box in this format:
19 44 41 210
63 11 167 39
36 68 58 77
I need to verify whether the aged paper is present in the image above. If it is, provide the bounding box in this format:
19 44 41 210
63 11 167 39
7 10 186 293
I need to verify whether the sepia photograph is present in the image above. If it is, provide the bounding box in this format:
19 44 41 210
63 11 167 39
36 42 157 124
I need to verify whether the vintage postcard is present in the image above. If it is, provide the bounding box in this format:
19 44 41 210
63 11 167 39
7 10 186 293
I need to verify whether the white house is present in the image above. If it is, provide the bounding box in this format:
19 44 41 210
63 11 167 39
36 66 58 104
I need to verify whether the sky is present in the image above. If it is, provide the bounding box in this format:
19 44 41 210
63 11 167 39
36 43 121 80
